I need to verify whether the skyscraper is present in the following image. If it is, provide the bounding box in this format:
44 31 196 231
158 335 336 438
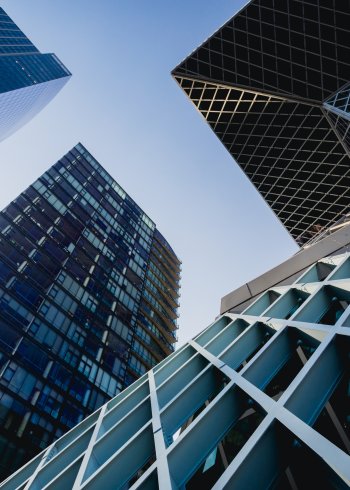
0 7 71 142
0 143 180 478
4 227 350 489
2 1 350 488
172 0 350 245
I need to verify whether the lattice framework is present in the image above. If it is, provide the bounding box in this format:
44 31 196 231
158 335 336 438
172 0 350 245
3 253 350 489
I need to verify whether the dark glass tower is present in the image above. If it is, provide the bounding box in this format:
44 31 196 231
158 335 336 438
172 0 350 246
0 7 71 142
0 143 180 478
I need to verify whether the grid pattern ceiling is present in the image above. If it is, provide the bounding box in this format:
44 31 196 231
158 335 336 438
2 252 350 489
172 0 350 245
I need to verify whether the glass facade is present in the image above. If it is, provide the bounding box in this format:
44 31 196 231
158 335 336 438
0 7 71 141
3 251 350 489
0 143 180 479
172 0 350 246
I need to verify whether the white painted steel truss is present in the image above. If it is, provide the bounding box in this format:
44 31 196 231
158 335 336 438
2 253 350 489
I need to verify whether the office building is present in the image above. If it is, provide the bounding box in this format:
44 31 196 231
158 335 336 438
0 7 71 142
0 143 180 478
2 0 350 488
172 0 350 245
3 226 350 489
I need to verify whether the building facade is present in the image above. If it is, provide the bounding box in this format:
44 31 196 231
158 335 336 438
2 233 350 489
0 143 180 478
172 0 350 245
2 1 350 488
0 7 71 142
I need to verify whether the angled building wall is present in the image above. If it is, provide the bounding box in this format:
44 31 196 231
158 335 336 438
0 144 180 479
220 220 350 315
0 7 71 142
172 0 350 245
2 248 350 489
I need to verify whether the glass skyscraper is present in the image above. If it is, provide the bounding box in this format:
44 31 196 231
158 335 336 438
0 7 71 142
4 231 350 489
2 0 350 488
172 0 350 246
0 143 180 479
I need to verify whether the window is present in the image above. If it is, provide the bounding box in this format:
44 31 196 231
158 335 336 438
2 363 37 399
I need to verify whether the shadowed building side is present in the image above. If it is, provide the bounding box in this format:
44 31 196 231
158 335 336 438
172 0 350 246
0 144 181 479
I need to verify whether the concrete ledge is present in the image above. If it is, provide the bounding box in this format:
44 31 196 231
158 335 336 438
220 223 350 314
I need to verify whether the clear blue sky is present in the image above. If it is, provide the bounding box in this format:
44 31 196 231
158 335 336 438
0 0 297 345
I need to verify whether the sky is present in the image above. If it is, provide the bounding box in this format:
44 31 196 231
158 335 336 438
0 0 297 346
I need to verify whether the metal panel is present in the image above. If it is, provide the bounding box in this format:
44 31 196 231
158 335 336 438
3 252 350 489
